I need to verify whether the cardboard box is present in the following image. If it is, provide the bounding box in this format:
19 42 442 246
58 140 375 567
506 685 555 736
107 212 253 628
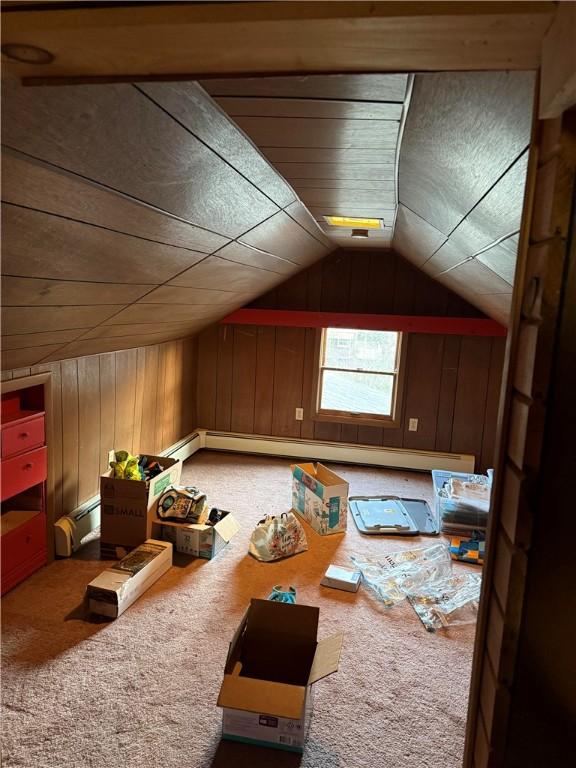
151 512 240 559
100 454 181 554
86 539 172 618
291 462 348 535
217 599 343 753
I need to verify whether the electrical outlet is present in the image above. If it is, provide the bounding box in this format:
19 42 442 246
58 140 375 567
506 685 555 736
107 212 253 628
295 407 304 421
408 418 418 432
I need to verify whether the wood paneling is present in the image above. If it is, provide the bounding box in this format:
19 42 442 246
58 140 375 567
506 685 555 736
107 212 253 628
1 276 153 307
263 147 397 164
203 74 408 102
197 250 504 468
1 204 205 284
1 78 332 368
277 162 396 181
2 81 279 238
394 72 534 324
398 72 534 236
240 211 331 267
4 338 198 517
217 97 403 121
2 306 124 336
1 150 229 254
2 329 82 350
139 82 295 208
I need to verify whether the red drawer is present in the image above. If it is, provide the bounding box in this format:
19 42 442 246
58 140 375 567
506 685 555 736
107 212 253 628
1 511 46 595
0 446 47 502
1 413 45 459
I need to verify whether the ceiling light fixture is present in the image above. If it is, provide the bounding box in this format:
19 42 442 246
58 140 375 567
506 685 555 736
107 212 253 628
324 216 383 229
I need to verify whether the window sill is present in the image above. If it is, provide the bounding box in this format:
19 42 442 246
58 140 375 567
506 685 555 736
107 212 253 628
313 411 401 429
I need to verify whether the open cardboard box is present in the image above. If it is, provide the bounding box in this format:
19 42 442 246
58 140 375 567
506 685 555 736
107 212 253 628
100 453 182 557
217 599 343 752
291 462 349 535
86 539 172 619
151 511 240 560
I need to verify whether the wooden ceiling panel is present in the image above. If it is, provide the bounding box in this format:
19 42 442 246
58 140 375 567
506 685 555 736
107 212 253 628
1 150 229 254
139 82 295 208
202 75 408 102
448 153 529 254
2 81 279 238
2 346 65 371
319 230 392 248
215 97 403 121
291 178 395 191
308 206 396 220
284 202 333 247
232 116 399 149
81 322 199 340
393 205 447 267
438 260 513 296
2 306 125 335
138 286 250 306
277 163 395 181
239 211 331 266
263 147 397 164
106 304 221 325
2 329 83 350
169 256 285 293
1 277 152 307
39 331 205 363
297 189 396 208
2 205 204 284
476 236 520 285
398 71 534 236
216 241 300 276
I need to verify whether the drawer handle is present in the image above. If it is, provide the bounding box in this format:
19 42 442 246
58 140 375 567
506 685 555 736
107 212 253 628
24 463 34 470
19 432 30 439
26 534 32 544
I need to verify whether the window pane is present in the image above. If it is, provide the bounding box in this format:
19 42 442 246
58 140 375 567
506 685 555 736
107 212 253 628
320 370 394 416
323 328 398 372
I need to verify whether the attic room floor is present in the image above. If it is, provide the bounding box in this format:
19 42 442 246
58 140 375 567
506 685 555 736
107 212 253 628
1 452 475 768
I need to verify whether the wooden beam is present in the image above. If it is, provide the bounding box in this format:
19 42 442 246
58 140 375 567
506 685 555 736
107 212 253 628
220 309 506 337
539 1 576 118
0 2 554 83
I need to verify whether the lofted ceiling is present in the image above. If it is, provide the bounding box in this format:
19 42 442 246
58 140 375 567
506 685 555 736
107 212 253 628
1 70 534 369
201 74 411 248
0 78 333 370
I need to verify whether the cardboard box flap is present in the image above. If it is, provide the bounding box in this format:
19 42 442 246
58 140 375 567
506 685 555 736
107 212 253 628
215 513 240 543
308 633 344 685
217 674 306 720
246 599 319 643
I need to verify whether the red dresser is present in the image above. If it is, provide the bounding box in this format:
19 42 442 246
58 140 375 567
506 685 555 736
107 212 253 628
1 390 47 595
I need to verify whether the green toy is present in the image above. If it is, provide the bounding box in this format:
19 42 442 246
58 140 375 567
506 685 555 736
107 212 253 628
110 450 143 481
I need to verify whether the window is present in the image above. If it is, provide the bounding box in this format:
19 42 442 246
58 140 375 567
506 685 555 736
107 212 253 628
313 328 404 426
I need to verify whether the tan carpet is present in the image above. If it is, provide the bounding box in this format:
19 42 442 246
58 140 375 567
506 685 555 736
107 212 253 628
1 452 475 768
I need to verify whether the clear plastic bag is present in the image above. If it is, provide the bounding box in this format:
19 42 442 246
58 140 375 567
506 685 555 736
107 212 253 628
351 542 482 631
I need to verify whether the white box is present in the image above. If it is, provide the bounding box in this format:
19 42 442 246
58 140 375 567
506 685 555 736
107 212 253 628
86 539 172 618
321 564 361 593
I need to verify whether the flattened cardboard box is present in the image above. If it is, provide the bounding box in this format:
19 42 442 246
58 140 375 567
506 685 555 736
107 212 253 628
86 539 172 619
217 599 343 752
100 454 181 554
291 462 348 535
151 512 240 559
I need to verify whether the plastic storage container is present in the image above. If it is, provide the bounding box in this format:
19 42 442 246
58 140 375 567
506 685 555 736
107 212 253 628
431 469 492 533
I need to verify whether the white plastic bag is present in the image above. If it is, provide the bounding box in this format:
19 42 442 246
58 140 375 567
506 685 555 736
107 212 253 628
249 512 308 562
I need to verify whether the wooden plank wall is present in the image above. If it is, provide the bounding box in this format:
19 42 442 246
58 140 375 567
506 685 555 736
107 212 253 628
2 338 197 517
196 249 506 470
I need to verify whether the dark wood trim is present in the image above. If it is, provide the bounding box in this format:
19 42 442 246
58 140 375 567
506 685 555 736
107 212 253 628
221 308 506 336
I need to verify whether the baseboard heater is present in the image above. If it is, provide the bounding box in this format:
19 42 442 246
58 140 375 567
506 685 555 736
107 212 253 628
54 429 473 556
200 430 474 473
